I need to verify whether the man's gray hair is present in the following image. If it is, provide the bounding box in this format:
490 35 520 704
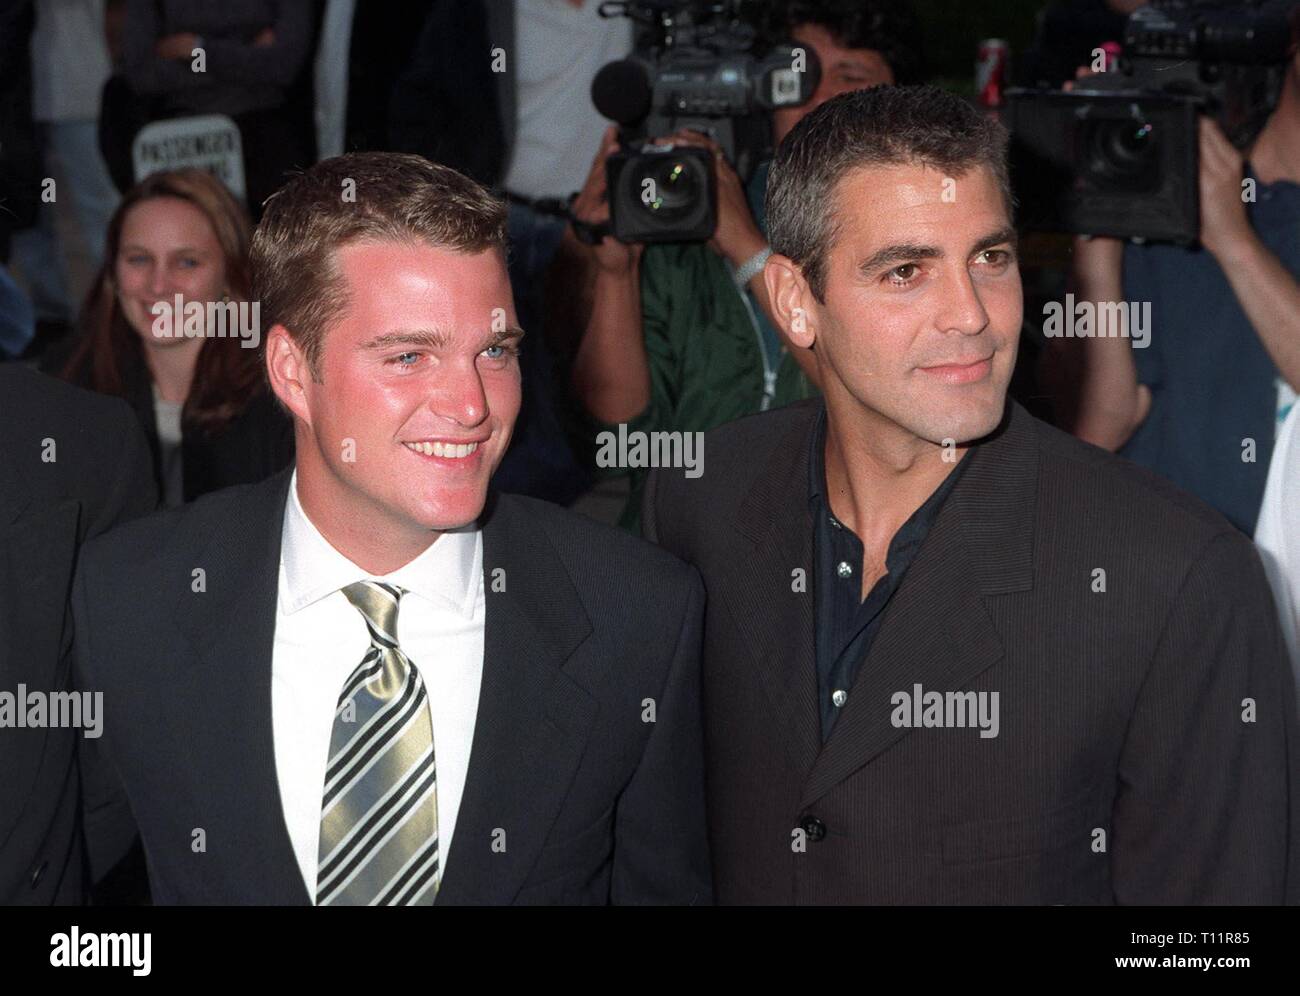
766 84 1012 302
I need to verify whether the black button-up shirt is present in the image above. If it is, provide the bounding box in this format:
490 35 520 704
809 406 967 740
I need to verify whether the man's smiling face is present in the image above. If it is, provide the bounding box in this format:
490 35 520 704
807 162 1022 447
289 240 522 541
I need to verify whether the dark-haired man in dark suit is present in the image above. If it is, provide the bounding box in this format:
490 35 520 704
644 84 1297 904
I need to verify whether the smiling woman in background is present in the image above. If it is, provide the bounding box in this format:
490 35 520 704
46 168 292 506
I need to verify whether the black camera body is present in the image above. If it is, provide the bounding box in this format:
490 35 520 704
1005 0 1294 244
605 141 718 242
594 0 818 243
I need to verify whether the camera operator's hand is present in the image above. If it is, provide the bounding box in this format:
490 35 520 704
1072 231 1124 284
1197 117 1252 260
654 129 768 269
571 126 644 274
155 32 200 60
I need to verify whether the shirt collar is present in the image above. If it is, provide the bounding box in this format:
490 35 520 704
807 402 970 529
279 469 482 619
808 402 830 514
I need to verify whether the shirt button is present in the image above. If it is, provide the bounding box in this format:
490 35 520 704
836 561 853 579
829 517 842 529
832 689 847 708
799 814 828 842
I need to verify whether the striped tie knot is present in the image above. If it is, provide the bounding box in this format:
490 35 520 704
342 580 404 650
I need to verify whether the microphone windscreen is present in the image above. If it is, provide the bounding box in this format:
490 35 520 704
592 59 653 124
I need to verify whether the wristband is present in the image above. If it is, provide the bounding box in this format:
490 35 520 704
732 246 772 287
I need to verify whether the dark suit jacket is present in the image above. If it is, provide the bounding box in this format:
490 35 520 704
0 365 157 904
73 470 710 904
644 398 1298 904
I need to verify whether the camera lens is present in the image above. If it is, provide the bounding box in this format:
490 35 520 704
1085 115 1158 189
636 157 703 220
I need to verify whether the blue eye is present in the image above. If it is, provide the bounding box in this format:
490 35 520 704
483 342 520 361
393 352 420 366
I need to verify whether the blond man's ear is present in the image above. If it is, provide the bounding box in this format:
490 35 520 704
265 324 314 426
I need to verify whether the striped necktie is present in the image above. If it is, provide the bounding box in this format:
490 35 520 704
316 581 440 905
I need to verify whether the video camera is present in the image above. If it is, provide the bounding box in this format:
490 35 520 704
1004 0 1295 244
587 0 820 243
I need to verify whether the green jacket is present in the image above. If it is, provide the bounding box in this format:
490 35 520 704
602 237 816 532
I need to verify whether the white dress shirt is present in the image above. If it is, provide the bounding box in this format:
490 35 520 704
1256 404 1300 695
272 472 484 899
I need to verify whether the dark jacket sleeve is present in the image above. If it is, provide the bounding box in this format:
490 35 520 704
610 565 711 904
200 0 314 90
122 0 208 97
123 0 313 96
74 405 158 886
1111 531 1296 903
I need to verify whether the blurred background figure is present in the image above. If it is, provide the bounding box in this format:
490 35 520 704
312 0 431 162
1015 0 1144 89
112 0 315 217
0 267 36 359
43 168 292 506
1052 7 1300 534
8 0 119 339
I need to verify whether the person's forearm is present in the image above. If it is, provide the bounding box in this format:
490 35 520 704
1213 230 1300 391
122 0 206 95
201 4 314 89
1072 269 1149 450
572 260 652 425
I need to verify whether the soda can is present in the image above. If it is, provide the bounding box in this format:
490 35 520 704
976 38 1010 107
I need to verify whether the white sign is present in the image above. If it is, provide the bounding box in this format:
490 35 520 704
132 114 246 203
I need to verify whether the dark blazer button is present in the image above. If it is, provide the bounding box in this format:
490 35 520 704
30 860 48 888
799 815 827 842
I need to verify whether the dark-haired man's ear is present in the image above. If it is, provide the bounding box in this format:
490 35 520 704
764 253 817 351
265 324 314 426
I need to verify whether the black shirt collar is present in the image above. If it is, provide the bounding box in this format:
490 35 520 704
807 402 970 530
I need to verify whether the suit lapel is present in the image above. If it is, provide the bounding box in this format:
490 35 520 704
800 402 1039 806
724 406 824 781
437 493 596 904
170 468 309 904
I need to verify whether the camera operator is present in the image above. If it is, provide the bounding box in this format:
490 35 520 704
1065 22 1300 534
568 0 920 531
